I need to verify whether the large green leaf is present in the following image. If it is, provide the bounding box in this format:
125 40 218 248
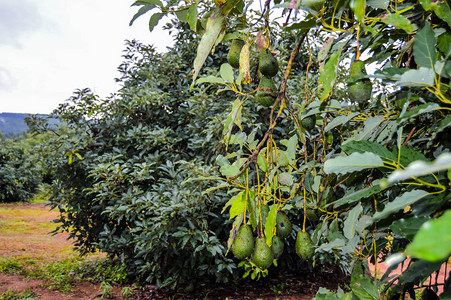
372 190 429 222
394 67 435 87
388 152 451 183
405 210 451 261
129 4 157 26
390 216 431 240
148 12 164 31
350 0 366 23
343 203 363 240
331 184 384 207
191 8 226 86
265 205 277 246
398 102 440 122
229 191 246 219
381 14 414 33
318 51 341 101
324 152 384 175
432 0 451 28
341 140 396 161
324 113 359 132
413 22 436 69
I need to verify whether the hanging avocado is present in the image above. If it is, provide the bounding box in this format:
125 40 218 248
259 48 279 77
256 76 278 106
300 115 316 132
276 212 292 239
232 225 254 260
421 288 439 300
227 39 245 69
252 237 274 269
347 60 372 105
296 231 314 260
270 235 284 259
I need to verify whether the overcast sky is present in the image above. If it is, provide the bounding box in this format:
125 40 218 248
0 0 174 114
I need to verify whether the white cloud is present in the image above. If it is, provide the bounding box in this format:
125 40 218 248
0 0 174 114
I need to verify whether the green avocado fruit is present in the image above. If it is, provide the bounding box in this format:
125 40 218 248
252 237 274 269
256 76 277 106
232 225 254 260
276 212 292 239
227 39 245 69
270 235 284 259
259 48 278 77
301 115 316 131
421 288 439 300
348 60 372 104
295 231 314 260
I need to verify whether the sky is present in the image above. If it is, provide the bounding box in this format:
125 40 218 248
0 0 175 114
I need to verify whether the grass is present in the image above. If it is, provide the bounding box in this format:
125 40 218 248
0 194 136 298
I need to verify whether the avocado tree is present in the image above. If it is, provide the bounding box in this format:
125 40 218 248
133 0 451 297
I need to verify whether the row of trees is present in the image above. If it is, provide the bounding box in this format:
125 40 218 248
24 0 450 298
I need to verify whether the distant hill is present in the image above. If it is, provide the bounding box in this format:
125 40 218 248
0 113 30 136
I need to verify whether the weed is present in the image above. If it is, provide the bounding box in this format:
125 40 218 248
99 281 113 299
0 288 37 300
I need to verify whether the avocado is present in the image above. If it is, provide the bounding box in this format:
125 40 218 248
259 48 278 77
295 231 314 260
270 235 284 259
300 115 316 131
232 225 254 260
227 39 245 69
252 237 274 269
256 76 277 106
347 60 372 104
276 212 292 239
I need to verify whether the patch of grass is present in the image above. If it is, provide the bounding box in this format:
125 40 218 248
0 288 37 300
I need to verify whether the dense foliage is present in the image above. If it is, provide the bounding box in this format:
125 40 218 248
0 133 43 202
29 27 244 288
131 0 451 298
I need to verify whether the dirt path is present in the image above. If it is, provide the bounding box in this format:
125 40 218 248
0 202 123 300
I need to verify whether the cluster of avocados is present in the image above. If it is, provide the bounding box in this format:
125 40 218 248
227 39 279 107
231 210 315 269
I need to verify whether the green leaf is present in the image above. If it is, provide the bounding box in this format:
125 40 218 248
348 116 384 141
286 135 298 165
367 0 389 9
196 75 226 85
229 191 246 219
278 172 294 186
318 51 341 101
343 203 363 240
390 216 431 240
341 140 397 161
191 8 226 86
257 151 268 173
324 113 359 132
265 205 277 246
148 12 164 31
220 63 234 83
226 213 244 252
437 115 451 134
395 146 428 167
350 0 366 23
432 0 451 28
414 22 436 69
388 153 451 183
398 259 444 284
420 0 432 10
405 210 451 261
283 18 317 31
133 0 163 6
331 184 384 207
350 276 379 300
220 164 240 178
398 102 440 122
381 14 414 33
324 152 384 175
130 4 156 26
372 190 429 222
187 4 198 32
394 67 435 87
